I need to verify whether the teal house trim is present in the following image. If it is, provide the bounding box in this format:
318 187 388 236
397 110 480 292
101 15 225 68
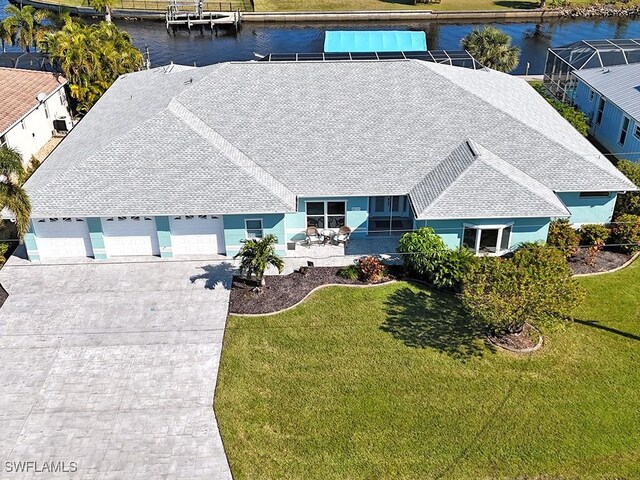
416 217 551 250
24 221 40 262
223 214 287 257
285 197 370 243
556 192 617 225
155 216 173 258
87 217 107 260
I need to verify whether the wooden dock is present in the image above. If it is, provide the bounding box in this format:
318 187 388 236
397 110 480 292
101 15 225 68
166 2 241 33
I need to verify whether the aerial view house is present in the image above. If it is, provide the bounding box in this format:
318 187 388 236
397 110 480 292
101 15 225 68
0 67 72 164
20 59 636 261
572 63 640 162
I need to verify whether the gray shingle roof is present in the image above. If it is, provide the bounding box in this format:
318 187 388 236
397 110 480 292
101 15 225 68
410 140 570 219
573 63 640 122
25 59 637 219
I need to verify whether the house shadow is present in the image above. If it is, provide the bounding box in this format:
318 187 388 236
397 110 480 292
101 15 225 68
381 285 490 361
189 261 236 290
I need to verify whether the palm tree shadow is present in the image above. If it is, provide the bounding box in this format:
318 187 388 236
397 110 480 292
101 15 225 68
189 262 236 290
381 285 491 361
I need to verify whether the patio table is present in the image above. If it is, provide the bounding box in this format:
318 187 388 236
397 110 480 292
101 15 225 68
320 229 334 245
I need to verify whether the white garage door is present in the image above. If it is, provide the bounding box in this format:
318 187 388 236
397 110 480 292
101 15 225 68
33 217 94 259
169 215 225 255
101 216 159 257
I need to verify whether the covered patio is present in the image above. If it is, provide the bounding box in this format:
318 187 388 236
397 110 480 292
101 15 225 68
283 235 402 274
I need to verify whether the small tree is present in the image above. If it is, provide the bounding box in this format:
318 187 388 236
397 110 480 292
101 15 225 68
463 243 583 335
547 218 579 258
614 160 640 217
611 214 640 253
460 26 520 73
234 234 284 287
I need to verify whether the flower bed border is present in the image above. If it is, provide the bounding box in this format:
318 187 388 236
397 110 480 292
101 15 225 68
228 280 396 317
487 323 543 353
572 252 639 278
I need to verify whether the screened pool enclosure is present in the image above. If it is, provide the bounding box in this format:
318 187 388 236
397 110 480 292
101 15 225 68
544 39 640 103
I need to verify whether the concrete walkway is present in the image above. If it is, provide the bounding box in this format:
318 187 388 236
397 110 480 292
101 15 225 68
0 255 235 479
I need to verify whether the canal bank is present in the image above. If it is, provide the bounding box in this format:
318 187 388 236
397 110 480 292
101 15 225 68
9 0 565 21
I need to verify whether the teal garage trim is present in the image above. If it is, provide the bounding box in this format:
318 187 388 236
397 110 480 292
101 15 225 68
155 216 173 258
87 217 107 260
224 214 286 257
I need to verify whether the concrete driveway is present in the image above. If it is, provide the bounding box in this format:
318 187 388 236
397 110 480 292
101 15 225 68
0 254 235 479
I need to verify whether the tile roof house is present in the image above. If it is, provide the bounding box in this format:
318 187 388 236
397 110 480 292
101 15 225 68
0 67 72 164
22 60 636 261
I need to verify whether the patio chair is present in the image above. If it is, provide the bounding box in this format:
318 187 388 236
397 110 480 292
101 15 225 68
305 226 322 247
334 226 352 247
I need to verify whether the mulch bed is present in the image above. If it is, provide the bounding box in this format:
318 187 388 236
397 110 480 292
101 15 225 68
229 266 398 315
568 248 632 275
488 323 541 352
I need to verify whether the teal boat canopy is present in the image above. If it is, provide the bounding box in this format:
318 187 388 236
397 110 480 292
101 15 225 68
324 30 427 53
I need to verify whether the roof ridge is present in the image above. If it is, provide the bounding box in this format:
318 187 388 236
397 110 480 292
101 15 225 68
472 142 570 215
168 98 297 210
410 140 480 217
412 60 633 188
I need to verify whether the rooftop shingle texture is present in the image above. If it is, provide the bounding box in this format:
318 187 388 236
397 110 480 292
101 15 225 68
411 140 570 219
25 60 637 218
0 67 66 135
574 63 640 122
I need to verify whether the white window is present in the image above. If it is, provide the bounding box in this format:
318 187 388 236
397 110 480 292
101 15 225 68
620 116 630 145
245 219 263 239
44 103 50 119
588 89 594 102
306 201 346 229
635 124 640 140
462 224 512 255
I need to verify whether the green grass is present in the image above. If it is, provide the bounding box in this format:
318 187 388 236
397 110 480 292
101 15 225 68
216 260 640 479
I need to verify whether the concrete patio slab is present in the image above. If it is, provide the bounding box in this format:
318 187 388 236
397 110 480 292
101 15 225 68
0 255 235 479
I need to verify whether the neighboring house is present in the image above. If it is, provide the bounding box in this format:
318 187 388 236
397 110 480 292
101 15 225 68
21 60 636 262
543 39 640 104
0 67 72 165
572 63 640 162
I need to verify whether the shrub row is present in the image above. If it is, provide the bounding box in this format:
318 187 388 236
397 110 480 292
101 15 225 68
547 216 640 256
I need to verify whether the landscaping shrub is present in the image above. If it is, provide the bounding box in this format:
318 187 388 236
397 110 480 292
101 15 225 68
611 214 640 253
397 227 475 292
337 264 359 281
580 224 610 246
547 219 580 257
234 234 284 287
463 243 583 335
614 160 640 217
357 256 386 283
532 84 589 136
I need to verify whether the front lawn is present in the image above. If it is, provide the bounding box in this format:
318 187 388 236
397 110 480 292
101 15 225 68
216 261 640 479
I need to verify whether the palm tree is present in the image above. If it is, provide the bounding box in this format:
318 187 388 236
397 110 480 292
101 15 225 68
0 20 12 53
91 0 117 23
44 20 143 112
461 26 520 73
3 5 36 52
234 234 284 288
0 146 31 239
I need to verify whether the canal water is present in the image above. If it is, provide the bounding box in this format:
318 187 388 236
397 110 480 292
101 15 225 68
2 0 640 74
